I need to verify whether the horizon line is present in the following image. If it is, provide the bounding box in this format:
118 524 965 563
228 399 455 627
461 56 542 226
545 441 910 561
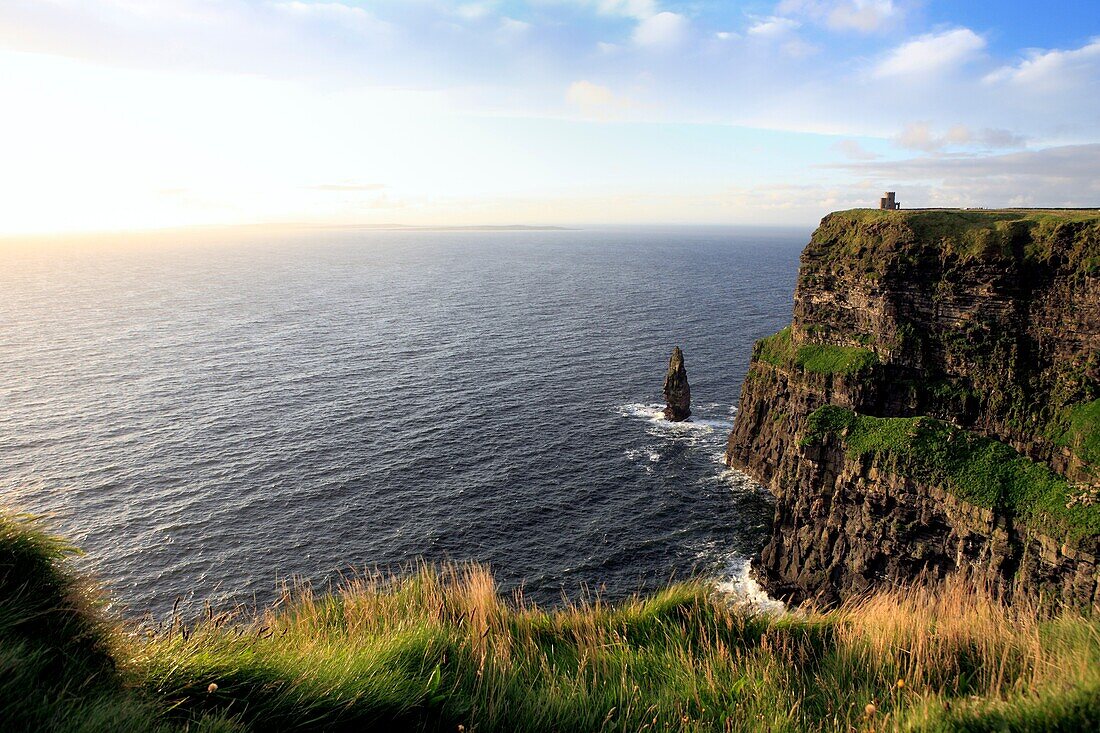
0 220 825 243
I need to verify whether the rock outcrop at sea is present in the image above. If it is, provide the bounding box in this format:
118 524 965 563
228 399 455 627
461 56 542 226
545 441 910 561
663 346 691 421
725 209 1100 608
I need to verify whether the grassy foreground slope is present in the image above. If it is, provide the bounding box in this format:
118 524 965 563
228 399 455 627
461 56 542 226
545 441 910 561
2 512 1099 732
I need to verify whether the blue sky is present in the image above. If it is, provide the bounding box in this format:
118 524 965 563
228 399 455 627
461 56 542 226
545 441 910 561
930 1 1099 51
0 0 1097 233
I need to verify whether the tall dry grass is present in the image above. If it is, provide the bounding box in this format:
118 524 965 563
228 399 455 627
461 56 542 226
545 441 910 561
3 509 1094 732
133 564 1100 732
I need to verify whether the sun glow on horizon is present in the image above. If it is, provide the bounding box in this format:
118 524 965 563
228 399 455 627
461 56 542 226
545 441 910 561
0 49 871 235
0 1 1097 236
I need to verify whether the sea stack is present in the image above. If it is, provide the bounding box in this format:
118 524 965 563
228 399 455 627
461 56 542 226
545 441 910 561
662 346 691 421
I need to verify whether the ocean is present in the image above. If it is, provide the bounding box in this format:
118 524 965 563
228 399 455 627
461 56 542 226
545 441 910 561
0 226 804 617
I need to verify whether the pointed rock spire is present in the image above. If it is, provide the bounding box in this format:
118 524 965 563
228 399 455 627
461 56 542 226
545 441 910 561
662 346 691 421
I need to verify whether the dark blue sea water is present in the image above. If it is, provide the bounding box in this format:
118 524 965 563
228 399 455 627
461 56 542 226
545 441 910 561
0 227 804 617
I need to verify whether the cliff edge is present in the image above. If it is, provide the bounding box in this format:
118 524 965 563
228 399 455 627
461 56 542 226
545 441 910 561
727 209 1100 607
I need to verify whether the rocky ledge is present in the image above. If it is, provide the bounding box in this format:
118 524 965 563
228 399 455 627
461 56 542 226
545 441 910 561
726 209 1100 607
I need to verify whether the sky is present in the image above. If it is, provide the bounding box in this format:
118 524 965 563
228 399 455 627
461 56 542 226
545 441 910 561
0 0 1098 234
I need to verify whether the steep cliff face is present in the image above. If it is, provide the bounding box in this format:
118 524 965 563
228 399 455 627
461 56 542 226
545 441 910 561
727 209 1100 607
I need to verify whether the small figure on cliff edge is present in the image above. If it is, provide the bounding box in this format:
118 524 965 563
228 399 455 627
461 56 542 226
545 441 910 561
663 346 691 421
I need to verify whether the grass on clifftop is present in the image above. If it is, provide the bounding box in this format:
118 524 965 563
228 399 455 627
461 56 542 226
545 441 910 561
4 512 1100 732
757 326 878 376
804 406 1100 546
810 209 1100 279
0 512 234 732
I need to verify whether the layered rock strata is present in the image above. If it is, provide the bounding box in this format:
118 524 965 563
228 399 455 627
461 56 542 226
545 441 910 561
726 209 1100 607
663 346 692 421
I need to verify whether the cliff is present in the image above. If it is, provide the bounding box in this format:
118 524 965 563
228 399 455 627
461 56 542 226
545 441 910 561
726 209 1100 607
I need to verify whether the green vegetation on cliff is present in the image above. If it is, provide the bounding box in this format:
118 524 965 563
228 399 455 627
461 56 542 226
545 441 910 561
804 406 1100 546
794 208 1099 477
730 207 1099 609
0 513 233 732
4 512 1100 732
757 326 878 376
810 209 1100 280
1049 399 1100 468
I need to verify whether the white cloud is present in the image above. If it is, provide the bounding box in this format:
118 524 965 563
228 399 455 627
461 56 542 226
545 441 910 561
565 79 637 115
985 38 1100 90
828 0 898 32
596 0 658 19
275 2 391 34
980 129 1029 149
778 1 900 33
455 3 494 20
894 122 1027 152
895 122 956 152
454 1 532 39
542 0 657 20
782 38 819 58
547 2 688 50
874 28 985 78
833 144 1100 208
567 80 615 107
834 139 880 160
748 16 799 37
0 0 1096 231
0 0 397 81
746 14 811 56
632 11 688 48
498 17 532 38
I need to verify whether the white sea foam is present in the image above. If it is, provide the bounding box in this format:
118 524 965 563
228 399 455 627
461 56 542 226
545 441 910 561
617 402 733 431
618 402 666 421
715 556 786 615
692 417 734 429
619 401 741 473
619 401 777 613
715 466 766 493
623 447 657 472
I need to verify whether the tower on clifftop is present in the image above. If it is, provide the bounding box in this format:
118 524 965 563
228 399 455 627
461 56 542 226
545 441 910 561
879 192 900 210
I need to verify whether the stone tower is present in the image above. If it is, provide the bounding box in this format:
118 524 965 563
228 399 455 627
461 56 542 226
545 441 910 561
879 192 900 210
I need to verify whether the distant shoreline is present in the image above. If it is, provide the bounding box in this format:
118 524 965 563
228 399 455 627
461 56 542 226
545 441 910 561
336 224 577 232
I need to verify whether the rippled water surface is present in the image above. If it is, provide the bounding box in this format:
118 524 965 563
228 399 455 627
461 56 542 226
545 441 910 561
1 227 803 616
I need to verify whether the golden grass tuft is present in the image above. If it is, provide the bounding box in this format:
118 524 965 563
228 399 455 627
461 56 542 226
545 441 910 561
134 565 1099 731
3 507 1097 732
